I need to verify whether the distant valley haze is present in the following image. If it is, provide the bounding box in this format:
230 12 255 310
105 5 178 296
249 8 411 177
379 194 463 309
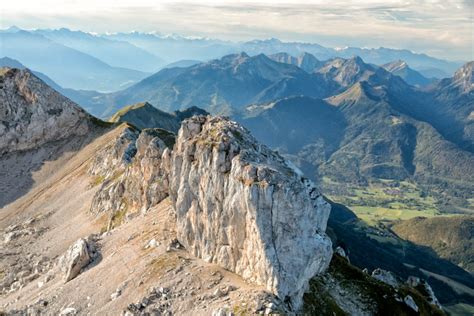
1 0 472 62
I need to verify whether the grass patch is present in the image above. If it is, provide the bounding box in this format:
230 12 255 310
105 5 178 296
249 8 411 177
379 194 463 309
148 253 180 277
90 116 115 128
90 175 106 187
324 179 442 226
444 303 474 316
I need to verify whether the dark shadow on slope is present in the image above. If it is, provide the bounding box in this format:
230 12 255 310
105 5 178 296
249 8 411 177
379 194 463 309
0 130 106 209
327 201 474 306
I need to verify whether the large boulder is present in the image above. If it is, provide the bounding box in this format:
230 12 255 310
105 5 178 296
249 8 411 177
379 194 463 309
58 238 92 282
169 116 332 309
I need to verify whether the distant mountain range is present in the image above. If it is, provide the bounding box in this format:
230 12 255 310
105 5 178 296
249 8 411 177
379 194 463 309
382 60 432 86
0 28 150 91
31 28 165 72
89 52 448 117
0 57 103 114
106 33 460 77
0 27 465 93
93 52 336 117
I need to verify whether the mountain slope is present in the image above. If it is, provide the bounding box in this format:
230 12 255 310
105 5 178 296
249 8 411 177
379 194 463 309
0 57 104 114
236 60 474 218
392 216 474 273
269 52 323 73
383 60 432 86
108 102 208 133
0 67 110 207
33 28 165 72
103 32 235 63
0 30 149 91
95 52 335 117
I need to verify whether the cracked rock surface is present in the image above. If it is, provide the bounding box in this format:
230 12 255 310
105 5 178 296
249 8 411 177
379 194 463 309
169 116 333 309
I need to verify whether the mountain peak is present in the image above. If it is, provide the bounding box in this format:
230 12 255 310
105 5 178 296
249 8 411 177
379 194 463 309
452 61 474 93
349 55 365 64
0 68 96 155
383 60 409 72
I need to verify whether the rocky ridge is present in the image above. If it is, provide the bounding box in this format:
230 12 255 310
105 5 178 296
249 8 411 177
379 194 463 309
169 116 332 309
0 68 94 155
88 115 333 309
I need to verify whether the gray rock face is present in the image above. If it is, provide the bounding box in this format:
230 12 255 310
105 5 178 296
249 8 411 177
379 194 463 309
0 68 91 155
168 116 332 309
371 268 399 287
87 116 332 310
58 238 91 282
89 128 173 217
403 295 419 312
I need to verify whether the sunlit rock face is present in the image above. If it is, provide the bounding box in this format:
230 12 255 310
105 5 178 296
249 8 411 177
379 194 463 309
169 116 332 309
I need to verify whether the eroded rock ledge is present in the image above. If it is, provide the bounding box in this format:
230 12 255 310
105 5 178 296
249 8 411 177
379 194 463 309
89 116 333 310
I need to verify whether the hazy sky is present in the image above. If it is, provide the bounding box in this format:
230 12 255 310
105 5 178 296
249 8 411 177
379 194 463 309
2 0 473 61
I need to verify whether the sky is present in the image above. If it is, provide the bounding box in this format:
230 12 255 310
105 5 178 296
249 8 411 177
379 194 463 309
1 0 473 61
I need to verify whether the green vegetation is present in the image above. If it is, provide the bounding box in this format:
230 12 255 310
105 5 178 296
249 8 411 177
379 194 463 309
323 178 444 226
392 216 474 273
148 253 180 277
444 303 474 316
328 202 474 308
303 255 444 315
90 174 105 187
90 115 115 128
143 128 176 148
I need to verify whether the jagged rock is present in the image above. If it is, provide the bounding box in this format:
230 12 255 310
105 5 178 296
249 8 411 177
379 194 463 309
371 268 399 287
422 281 442 309
89 128 173 218
403 295 419 312
111 288 122 301
58 238 92 282
406 275 421 287
87 115 332 310
407 276 441 309
335 246 348 260
89 127 139 178
169 116 332 309
0 68 92 155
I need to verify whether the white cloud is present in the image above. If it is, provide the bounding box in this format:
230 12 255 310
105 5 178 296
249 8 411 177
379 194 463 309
1 0 472 60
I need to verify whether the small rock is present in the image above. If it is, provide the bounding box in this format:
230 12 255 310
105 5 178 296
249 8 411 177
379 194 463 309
59 307 77 315
404 295 419 312
406 276 420 287
371 268 399 287
212 307 232 316
335 246 348 260
145 238 159 249
111 288 122 301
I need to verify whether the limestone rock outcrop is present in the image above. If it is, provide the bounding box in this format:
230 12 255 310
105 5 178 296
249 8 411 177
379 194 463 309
168 116 332 309
89 127 173 217
58 238 92 282
0 68 92 155
87 115 332 309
